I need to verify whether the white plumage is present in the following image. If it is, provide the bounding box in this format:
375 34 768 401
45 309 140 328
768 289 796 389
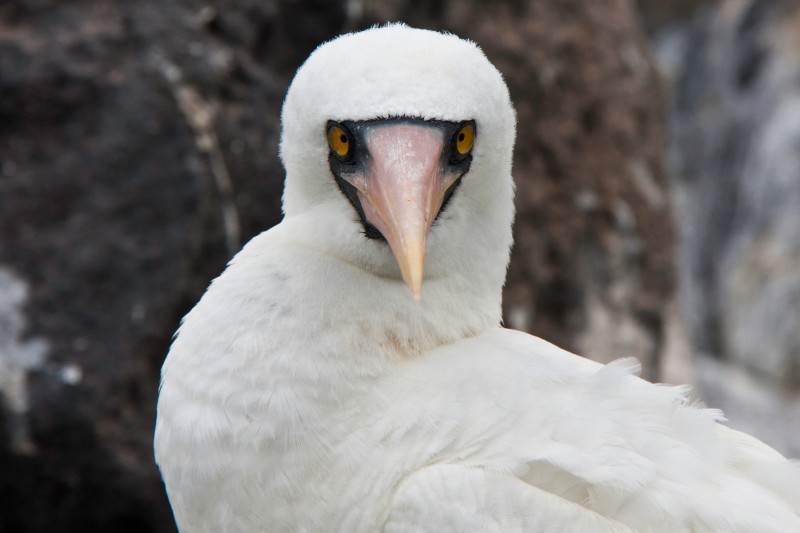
154 24 800 532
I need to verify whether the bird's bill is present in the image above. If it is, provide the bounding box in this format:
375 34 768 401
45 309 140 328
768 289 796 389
343 123 460 300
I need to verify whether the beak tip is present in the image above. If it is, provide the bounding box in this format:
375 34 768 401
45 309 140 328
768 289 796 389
403 274 423 301
398 248 425 302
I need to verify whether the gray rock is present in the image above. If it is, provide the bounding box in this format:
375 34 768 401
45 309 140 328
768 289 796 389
667 0 800 455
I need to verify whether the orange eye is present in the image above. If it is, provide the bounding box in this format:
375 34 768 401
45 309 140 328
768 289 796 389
455 123 475 155
327 124 351 159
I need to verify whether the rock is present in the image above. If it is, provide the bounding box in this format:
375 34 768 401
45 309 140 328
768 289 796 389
0 0 676 529
0 1 295 530
667 0 800 455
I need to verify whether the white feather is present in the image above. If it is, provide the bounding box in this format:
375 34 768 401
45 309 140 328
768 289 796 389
155 24 800 532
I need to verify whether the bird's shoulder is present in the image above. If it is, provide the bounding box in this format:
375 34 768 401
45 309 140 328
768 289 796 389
377 328 800 531
164 228 294 360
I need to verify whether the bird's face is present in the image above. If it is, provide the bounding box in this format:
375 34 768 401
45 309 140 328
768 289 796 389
326 118 475 299
280 24 516 304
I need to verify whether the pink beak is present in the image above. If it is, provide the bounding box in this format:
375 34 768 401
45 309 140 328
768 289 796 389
339 123 461 300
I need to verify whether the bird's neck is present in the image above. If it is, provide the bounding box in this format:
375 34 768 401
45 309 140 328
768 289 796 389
273 207 507 362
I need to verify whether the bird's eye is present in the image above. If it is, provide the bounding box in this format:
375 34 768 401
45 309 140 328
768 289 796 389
454 122 475 155
327 124 352 160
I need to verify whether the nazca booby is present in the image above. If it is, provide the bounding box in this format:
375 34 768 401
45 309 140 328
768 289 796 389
155 24 800 532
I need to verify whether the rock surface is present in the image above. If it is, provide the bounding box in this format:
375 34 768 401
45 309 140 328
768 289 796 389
666 0 800 456
0 1 674 530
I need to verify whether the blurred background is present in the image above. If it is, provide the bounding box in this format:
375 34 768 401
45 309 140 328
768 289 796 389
1 0 798 530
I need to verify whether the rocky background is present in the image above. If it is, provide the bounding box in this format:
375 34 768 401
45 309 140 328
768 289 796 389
657 0 800 457
0 0 796 530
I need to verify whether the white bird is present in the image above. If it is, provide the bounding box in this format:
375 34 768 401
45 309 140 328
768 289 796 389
154 24 800 532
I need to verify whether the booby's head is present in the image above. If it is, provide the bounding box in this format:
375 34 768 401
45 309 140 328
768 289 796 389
281 24 515 303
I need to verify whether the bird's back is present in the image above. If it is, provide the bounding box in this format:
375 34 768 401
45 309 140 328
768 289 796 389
158 281 800 531
375 328 800 531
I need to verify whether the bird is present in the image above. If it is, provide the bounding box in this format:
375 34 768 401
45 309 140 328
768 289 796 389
154 24 800 532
